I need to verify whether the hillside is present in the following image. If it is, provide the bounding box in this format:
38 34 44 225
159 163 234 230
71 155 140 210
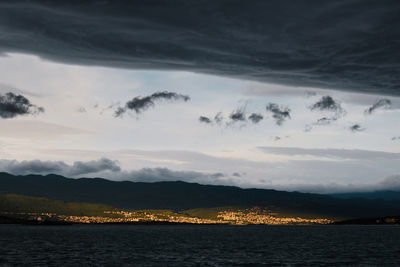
331 191 400 201
1 172 400 219
0 194 331 225
0 194 118 217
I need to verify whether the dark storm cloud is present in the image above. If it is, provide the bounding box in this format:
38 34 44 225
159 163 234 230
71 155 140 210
0 158 120 177
199 116 212 124
1 1 399 95
265 103 291 125
115 91 190 117
248 113 263 124
364 99 391 115
0 92 44 119
349 124 364 132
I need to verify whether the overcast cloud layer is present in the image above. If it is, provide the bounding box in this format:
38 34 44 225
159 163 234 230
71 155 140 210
0 156 399 194
0 158 232 186
0 1 399 95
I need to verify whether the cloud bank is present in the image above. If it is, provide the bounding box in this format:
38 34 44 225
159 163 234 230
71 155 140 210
258 146 400 160
0 1 399 95
0 158 120 177
0 158 230 185
276 175 400 194
1 156 399 194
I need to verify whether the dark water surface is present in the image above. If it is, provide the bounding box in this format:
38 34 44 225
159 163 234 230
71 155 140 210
0 224 399 266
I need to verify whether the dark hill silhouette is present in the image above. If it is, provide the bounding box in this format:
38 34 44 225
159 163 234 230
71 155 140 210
1 172 400 219
331 191 400 201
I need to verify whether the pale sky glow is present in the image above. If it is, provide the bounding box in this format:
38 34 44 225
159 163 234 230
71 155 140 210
0 53 399 193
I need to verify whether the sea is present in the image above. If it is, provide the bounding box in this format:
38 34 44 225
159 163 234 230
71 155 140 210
0 224 399 266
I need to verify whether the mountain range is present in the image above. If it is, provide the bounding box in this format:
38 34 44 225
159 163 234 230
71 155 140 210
1 172 400 220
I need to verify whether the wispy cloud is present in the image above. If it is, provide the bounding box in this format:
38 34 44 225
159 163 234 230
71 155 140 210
265 103 291 125
248 113 263 124
115 91 190 117
349 124 364 132
229 106 246 122
309 95 345 117
199 116 212 124
364 99 391 115
258 146 400 160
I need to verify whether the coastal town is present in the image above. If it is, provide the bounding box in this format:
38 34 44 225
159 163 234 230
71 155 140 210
0 207 332 225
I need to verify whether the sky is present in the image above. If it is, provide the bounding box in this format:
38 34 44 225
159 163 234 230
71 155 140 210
0 1 399 193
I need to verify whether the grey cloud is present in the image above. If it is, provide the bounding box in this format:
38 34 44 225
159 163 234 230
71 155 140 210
0 157 229 185
315 117 336 126
258 146 400 160
0 92 44 119
305 117 338 132
349 124 364 132
3 160 67 175
76 106 87 113
214 112 223 125
232 172 241 177
274 174 400 194
308 96 346 129
201 110 265 127
365 99 391 115
304 118 335 132
115 91 190 117
392 136 400 141
210 173 225 179
199 116 212 124
0 158 120 177
37 148 400 192
1 1 399 96
114 168 230 185
248 113 263 124
265 103 291 125
378 175 400 190
69 158 121 176
229 111 246 122
309 96 345 115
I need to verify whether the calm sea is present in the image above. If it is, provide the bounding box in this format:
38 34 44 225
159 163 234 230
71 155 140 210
0 224 399 266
